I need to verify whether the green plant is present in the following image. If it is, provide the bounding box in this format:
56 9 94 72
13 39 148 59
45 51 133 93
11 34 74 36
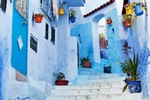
119 53 139 92
80 57 90 66
55 72 65 80
69 8 76 17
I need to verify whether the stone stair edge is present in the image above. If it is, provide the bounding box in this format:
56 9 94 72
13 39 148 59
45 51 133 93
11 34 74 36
46 93 143 100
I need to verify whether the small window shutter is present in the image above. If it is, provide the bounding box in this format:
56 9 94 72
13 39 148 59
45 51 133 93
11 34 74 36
1 0 7 12
45 23 49 40
51 27 55 44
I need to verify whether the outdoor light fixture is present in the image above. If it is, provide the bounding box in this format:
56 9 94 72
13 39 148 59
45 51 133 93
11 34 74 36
59 2 66 15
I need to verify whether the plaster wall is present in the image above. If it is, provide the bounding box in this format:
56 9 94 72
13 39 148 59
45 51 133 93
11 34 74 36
0 1 13 100
145 0 150 99
71 22 93 69
28 0 58 84
2 0 58 99
57 5 78 81
57 15 68 75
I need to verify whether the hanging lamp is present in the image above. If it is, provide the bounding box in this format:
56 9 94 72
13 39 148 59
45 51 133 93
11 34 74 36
59 2 66 15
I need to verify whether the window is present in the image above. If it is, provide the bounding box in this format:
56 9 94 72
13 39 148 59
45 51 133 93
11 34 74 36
30 34 38 53
0 0 7 12
45 23 49 40
51 27 55 44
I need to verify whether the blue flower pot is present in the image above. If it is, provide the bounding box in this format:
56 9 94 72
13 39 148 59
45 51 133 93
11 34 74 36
128 80 141 93
104 66 111 73
70 16 76 23
134 3 143 16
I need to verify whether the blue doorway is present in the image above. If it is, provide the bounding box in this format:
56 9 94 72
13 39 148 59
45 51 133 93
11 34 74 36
11 0 28 75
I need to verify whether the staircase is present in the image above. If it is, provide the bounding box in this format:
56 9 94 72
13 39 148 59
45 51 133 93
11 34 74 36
46 74 144 100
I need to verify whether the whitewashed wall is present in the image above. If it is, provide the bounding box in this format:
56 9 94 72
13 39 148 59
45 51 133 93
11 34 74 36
146 0 150 99
28 0 57 84
0 1 13 100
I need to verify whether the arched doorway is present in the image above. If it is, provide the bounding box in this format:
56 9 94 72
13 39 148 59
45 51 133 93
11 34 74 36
91 9 123 74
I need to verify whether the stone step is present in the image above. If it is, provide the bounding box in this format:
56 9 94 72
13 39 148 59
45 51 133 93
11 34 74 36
55 81 126 90
51 88 126 96
46 93 143 100
76 73 122 80
69 76 126 85
52 82 128 96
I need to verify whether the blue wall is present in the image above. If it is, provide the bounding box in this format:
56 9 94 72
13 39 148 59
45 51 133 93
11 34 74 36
71 9 124 75
71 22 93 67
0 42 2 100
104 9 123 74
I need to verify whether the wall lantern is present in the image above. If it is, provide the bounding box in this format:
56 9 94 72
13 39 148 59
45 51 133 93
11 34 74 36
32 13 44 23
106 17 112 24
59 2 66 15
59 8 65 15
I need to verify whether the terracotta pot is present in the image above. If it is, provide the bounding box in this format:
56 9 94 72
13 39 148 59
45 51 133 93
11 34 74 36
107 18 112 24
55 80 69 86
124 19 131 28
34 14 43 23
83 61 91 68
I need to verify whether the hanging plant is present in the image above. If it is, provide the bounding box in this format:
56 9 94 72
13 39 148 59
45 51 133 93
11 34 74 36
134 3 143 16
69 8 76 23
106 17 112 24
34 14 44 23
124 19 131 28
122 13 136 28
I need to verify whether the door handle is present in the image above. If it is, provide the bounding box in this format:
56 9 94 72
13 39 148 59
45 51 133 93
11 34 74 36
22 21 27 25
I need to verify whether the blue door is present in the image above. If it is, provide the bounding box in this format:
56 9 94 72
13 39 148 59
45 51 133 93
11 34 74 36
11 0 28 75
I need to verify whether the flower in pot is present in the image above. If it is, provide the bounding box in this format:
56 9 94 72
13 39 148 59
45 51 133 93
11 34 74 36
122 14 136 28
34 14 44 23
80 57 91 68
54 72 69 86
131 2 147 16
124 19 131 28
69 8 76 23
119 54 141 93
106 17 112 24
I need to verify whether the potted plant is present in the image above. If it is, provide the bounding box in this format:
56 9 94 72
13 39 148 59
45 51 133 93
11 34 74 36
122 14 136 28
34 14 44 23
119 54 141 93
80 57 91 68
54 72 69 86
106 17 112 24
103 65 111 73
130 2 147 16
69 8 76 23
123 3 137 28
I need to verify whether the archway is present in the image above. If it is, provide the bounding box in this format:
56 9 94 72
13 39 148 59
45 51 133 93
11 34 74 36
91 9 123 74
